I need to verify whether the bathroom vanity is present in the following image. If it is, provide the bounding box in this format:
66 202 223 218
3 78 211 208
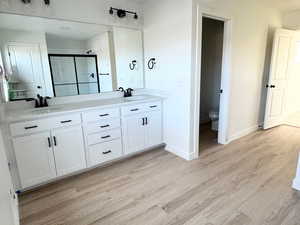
2 95 163 191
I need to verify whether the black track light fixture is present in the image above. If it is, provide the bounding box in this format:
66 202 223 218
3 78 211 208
109 7 138 20
21 0 31 4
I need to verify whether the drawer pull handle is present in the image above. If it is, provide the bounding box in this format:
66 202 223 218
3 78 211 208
101 135 111 139
100 114 109 117
130 108 139 112
102 150 112 155
100 125 110 128
24 125 38 130
61 120 72 124
150 105 158 108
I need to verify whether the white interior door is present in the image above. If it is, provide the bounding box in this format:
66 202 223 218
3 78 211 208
8 43 46 98
52 126 86 177
264 29 295 129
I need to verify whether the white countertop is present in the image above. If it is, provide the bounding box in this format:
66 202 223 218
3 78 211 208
4 95 163 123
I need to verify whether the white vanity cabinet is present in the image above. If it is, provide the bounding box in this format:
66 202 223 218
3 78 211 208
122 101 162 155
51 125 86 177
82 107 123 168
12 131 57 189
7 96 164 190
10 113 86 189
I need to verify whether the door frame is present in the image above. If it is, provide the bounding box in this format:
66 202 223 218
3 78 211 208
190 6 233 159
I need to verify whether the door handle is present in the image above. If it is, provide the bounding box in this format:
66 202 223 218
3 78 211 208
270 85 276 88
145 117 148 125
142 118 145 126
100 125 110 128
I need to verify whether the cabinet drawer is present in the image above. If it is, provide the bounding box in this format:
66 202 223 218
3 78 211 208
52 114 81 129
121 101 162 116
82 108 120 122
121 104 145 116
10 120 50 136
144 101 162 112
87 129 121 145
87 139 123 167
85 118 120 134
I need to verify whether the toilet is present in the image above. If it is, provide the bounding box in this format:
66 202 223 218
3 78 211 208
209 110 219 131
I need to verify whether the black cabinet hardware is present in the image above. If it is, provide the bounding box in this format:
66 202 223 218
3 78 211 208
145 117 148 125
101 135 111 139
47 137 51 148
53 136 57 146
220 89 223 94
99 113 109 117
100 125 110 128
150 105 157 108
142 118 145 126
130 108 139 112
24 125 38 130
102 150 112 155
61 120 72 124
266 84 276 88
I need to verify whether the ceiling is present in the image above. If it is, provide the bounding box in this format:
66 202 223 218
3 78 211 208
0 13 110 40
262 0 300 12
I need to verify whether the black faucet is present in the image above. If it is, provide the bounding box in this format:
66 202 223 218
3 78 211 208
118 87 134 97
35 94 51 108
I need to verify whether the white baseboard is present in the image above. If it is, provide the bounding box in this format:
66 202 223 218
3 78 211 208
293 178 300 191
227 124 260 144
165 145 193 161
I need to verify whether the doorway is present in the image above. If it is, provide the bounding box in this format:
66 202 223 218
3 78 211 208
199 17 225 152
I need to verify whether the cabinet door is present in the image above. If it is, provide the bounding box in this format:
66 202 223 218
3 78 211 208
13 132 56 188
145 111 163 148
52 125 86 177
122 114 146 155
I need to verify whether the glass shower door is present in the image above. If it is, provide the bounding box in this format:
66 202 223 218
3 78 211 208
75 56 100 95
49 56 78 97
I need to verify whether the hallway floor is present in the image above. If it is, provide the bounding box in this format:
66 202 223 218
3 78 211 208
19 126 300 225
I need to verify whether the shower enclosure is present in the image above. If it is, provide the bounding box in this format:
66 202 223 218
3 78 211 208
48 54 100 97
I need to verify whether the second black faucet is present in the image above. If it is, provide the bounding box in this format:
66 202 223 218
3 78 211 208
119 87 134 97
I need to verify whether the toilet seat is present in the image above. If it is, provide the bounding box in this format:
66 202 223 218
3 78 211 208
209 111 219 120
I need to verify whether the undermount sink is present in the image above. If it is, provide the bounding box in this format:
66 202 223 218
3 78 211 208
125 95 148 101
30 107 62 114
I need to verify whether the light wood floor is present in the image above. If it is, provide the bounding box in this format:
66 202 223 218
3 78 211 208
19 126 300 225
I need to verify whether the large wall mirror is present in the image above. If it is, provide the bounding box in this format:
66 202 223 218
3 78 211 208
0 13 144 101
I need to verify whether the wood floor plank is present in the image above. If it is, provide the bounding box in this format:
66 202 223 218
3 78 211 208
19 125 300 225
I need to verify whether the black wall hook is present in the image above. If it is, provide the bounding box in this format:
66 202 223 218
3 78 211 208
147 58 156 70
129 60 137 70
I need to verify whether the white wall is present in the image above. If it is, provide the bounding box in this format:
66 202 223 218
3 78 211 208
0 0 143 29
200 17 224 123
283 10 300 30
0 28 53 96
143 0 193 159
86 32 116 92
144 0 282 159
46 34 87 54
